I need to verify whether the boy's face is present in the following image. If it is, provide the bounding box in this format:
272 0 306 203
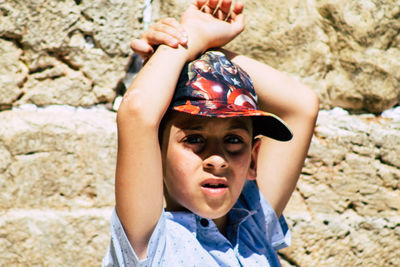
161 111 260 220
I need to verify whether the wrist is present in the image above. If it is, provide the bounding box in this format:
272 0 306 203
155 42 203 62
181 26 209 61
156 43 190 59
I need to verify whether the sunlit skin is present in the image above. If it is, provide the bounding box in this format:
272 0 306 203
160 111 260 233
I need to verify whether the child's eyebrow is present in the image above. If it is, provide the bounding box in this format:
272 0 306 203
176 119 251 133
228 123 251 134
174 119 204 131
180 126 204 131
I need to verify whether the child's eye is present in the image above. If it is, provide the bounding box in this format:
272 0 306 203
184 135 204 144
224 135 243 144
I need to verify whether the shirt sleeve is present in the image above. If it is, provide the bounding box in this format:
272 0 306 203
241 180 291 251
102 208 167 267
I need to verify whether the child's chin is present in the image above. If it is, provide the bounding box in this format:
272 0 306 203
200 185 229 196
194 205 232 220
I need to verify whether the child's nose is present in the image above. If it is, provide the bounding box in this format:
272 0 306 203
203 154 228 170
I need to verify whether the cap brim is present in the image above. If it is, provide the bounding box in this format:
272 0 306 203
173 102 293 142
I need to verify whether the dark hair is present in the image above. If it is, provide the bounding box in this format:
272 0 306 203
158 110 172 147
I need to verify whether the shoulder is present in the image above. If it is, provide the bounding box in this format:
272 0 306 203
235 180 291 250
104 209 207 266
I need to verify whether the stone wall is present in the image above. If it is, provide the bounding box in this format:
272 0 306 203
1 0 399 266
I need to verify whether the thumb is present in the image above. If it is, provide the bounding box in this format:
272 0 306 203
130 39 154 59
231 13 245 36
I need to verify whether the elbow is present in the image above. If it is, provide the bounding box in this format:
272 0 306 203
117 90 160 129
299 85 320 121
307 86 320 119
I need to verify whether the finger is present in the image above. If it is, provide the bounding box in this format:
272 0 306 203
226 1 244 21
196 0 207 9
152 22 187 45
219 0 232 14
215 9 225 20
130 39 154 59
201 5 213 14
160 18 188 44
160 17 181 32
233 1 244 15
144 29 180 48
211 0 223 16
199 0 213 14
230 12 245 34
208 0 220 10
215 0 233 21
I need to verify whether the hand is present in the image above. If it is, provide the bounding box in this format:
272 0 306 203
130 18 188 62
180 0 245 59
198 0 244 22
130 0 244 62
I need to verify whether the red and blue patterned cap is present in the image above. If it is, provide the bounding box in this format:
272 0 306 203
171 51 293 141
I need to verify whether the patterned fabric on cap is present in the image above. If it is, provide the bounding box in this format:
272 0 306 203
171 50 293 141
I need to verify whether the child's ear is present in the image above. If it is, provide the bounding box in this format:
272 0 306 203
247 138 261 180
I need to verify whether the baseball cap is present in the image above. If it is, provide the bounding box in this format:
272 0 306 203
170 50 293 141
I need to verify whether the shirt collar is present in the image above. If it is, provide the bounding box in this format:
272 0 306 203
164 205 258 245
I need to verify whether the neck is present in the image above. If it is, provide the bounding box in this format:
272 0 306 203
163 186 229 236
213 215 228 237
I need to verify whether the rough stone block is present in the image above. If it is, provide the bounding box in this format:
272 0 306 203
280 109 400 265
0 39 27 109
0 107 117 209
0 0 146 107
0 209 112 266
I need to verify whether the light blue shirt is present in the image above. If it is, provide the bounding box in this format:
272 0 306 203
103 181 290 266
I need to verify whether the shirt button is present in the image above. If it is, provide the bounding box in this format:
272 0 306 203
200 218 209 227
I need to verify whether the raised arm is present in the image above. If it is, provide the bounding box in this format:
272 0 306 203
179 0 318 217
222 50 319 217
116 45 189 259
116 1 244 259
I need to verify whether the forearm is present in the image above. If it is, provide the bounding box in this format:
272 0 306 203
119 45 190 126
223 49 319 216
221 49 318 119
115 44 192 258
256 115 318 217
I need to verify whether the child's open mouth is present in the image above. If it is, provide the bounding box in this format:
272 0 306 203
202 183 228 189
201 179 228 197
201 178 228 188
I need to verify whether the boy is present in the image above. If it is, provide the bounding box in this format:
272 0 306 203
103 0 319 266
